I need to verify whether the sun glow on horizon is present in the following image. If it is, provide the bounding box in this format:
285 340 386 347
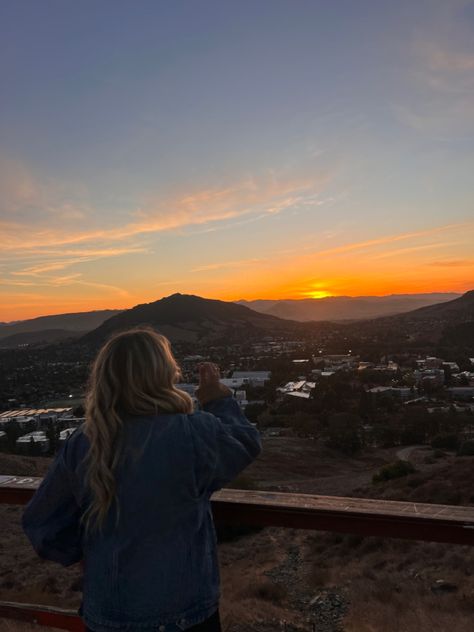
1 2 474 322
302 290 334 299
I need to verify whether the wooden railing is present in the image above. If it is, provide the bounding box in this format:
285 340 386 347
1 474 474 630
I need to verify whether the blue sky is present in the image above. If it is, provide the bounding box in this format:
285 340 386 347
1 0 473 319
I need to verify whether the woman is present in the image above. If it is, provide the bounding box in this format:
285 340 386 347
22 327 262 632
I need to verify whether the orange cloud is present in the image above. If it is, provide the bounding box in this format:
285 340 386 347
1 172 331 253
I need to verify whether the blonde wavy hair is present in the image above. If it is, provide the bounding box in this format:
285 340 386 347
82 326 193 533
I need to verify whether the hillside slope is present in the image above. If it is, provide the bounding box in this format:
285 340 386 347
0 310 122 342
83 293 310 345
0 329 86 348
344 290 474 353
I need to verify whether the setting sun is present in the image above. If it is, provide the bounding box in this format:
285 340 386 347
303 290 333 299
1 1 473 323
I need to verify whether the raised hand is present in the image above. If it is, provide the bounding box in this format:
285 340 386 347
195 362 233 405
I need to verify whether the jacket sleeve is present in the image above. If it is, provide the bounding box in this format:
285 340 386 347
191 396 262 494
22 439 83 567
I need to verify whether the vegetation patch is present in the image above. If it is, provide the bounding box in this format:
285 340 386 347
372 460 415 484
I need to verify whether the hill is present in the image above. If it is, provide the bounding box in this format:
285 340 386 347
379 290 474 336
399 289 474 323
0 309 123 345
0 329 86 349
83 293 311 345
343 290 474 357
238 293 460 322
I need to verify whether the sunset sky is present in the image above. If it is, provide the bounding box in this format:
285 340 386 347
1 0 474 321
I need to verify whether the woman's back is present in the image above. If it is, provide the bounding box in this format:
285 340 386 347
24 396 261 631
22 329 261 632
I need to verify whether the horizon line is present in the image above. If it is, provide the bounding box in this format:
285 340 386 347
1 289 467 324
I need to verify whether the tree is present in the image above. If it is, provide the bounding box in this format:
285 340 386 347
324 413 364 455
73 404 85 417
358 389 375 422
370 423 399 448
244 403 267 423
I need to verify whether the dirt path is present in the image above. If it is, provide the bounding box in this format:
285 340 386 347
396 445 425 461
264 543 348 632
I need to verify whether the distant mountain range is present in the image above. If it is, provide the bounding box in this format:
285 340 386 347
1 291 472 349
72 289 474 360
0 310 122 348
82 293 306 346
237 293 461 322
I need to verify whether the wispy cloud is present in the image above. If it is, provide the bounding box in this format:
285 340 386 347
1 162 333 311
394 3 474 135
370 241 462 260
309 222 472 258
0 271 130 298
191 257 265 273
427 259 474 267
1 169 332 253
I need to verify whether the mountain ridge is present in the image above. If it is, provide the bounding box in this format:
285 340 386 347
238 293 461 322
0 309 123 340
82 292 309 346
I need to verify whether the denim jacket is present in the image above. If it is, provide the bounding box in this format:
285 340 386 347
22 396 262 631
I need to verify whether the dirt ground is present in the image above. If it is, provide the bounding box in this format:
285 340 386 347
0 441 472 632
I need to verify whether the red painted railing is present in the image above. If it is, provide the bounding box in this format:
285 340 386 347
1 474 474 630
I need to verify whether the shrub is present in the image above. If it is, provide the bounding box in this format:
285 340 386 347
458 440 474 456
372 460 415 484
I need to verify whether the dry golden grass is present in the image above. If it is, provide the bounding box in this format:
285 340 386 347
344 578 474 632
219 527 303 631
2 448 473 631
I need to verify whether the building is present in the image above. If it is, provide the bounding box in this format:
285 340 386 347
231 371 271 387
16 431 50 454
447 387 474 401
311 369 335 378
390 387 413 399
368 386 414 399
59 428 78 444
175 383 197 396
277 380 316 399
442 361 460 373
414 368 445 387
234 390 248 409
0 415 36 431
175 383 200 409
220 378 247 389
417 357 443 370
368 386 393 395
0 408 73 430
358 362 374 371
